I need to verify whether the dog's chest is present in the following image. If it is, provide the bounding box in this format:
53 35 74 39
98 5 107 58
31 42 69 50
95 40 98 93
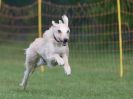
54 46 66 54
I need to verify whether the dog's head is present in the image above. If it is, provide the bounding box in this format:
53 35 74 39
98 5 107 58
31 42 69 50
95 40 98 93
52 15 70 46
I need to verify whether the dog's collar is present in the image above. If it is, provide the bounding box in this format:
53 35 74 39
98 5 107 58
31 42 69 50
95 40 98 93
53 34 61 43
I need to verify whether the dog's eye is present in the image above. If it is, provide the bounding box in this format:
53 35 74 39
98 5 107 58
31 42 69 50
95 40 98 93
58 30 62 33
67 30 70 34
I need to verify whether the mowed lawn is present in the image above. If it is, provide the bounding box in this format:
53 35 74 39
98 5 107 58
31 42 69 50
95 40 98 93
0 43 133 99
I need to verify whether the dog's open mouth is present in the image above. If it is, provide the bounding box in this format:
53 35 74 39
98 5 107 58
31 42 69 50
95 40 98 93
63 41 67 46
63 39 68 46
63 43 66 46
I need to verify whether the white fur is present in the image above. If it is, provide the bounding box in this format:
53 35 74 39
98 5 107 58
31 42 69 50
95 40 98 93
62 15 69 26
20 15 71 89
59 20 63 24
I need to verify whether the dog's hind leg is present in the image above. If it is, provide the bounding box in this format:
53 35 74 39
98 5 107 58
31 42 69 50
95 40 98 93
19 65 33 90
20 49 38 90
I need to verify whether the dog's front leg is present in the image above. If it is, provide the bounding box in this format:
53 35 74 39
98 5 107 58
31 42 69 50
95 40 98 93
62 54 71 75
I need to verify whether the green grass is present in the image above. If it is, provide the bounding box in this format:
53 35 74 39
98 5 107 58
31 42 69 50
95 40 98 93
0 43 133 99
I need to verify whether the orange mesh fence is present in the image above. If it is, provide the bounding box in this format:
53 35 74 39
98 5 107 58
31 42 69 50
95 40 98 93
0 0 133 74
121 0 133 74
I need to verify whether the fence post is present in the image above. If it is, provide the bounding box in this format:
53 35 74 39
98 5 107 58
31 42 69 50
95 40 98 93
38 0 42 37
117 0 123 77
38 0 45 72
0 0 2 9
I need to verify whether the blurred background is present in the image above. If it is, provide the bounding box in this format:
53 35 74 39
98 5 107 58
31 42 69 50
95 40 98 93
1 0 133 68
0 0 133 98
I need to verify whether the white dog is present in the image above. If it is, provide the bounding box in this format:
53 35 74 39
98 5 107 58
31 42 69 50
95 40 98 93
20 15 71 89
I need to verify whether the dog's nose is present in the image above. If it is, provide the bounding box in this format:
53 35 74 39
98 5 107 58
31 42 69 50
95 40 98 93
63 38 68 43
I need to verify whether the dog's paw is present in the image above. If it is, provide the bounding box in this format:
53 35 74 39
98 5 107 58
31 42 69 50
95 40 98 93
19 83 24 87
64 66 71 75
57 58 64 66
19 83 26 90
19 83 23 86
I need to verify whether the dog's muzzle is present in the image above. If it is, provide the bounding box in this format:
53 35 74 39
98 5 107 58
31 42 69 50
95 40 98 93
63 38 68 46
53 34 69 46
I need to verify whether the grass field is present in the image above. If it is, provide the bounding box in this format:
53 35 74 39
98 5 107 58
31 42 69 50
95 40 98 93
0 43 133 99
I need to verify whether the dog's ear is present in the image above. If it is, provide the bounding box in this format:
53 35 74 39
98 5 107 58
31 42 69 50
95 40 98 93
59 20 63 24
52 20 58 26
62 15 69 26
